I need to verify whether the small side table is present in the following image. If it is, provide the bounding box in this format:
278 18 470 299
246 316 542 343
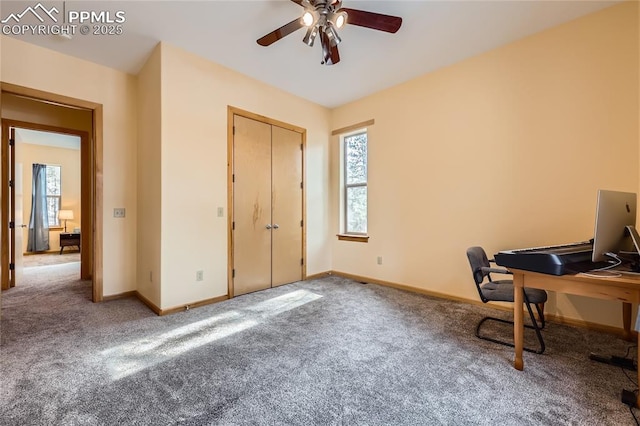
59 232 81 254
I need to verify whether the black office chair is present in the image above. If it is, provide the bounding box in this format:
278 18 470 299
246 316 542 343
466 246 547 354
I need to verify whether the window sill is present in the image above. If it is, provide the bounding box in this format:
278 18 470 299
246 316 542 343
49 226 63 231
337 234 369 243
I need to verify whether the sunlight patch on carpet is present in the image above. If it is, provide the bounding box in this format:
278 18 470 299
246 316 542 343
248 288 323 315
102 289 323 380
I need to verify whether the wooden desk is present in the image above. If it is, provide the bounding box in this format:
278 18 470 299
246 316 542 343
511 268 640 406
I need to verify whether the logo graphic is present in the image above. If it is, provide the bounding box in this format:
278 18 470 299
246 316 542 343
1 2 59 24
1 2 126 37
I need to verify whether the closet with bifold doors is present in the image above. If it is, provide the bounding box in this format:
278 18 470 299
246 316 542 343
231 111 305 296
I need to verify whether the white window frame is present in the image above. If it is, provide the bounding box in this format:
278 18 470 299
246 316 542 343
341 130 368 237
45 164 61 228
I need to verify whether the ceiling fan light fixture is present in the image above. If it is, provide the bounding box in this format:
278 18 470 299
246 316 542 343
303 26 319 47
332 11 348 29
302 11 316 27
325 24 341 47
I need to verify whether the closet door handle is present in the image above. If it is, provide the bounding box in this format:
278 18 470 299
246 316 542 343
265 224 272 230
273 224 279 229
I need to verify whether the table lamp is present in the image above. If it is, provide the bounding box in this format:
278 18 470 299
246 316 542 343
58 210 74 233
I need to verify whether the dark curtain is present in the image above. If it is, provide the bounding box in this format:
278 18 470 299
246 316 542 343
27 164 50 252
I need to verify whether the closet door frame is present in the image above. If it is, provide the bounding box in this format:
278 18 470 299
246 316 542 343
227 106 307 298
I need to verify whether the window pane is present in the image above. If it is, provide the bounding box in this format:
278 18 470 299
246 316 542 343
47 196 60 227
346 186 367 233
345 133 367 185
45 165 61 227
46 165 61 196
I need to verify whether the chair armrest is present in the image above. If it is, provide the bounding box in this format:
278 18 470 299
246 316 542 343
481 266 512 275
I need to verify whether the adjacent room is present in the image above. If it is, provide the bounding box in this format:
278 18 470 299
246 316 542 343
1 0 639 424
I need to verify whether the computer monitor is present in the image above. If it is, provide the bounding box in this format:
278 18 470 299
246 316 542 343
592 190 637 262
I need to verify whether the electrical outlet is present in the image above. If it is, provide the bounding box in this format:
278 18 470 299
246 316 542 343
377 256 383 265
113 208 126 218
217 207 224 217
196 270 204 281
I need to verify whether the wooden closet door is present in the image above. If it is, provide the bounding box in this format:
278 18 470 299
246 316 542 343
233 115 273 296
271 125 303 287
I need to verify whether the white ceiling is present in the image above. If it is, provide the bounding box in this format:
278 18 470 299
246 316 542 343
15 128 81 150
0 0 620 108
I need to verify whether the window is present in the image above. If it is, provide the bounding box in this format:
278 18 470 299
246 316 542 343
343 131 367 235
45 165 61 227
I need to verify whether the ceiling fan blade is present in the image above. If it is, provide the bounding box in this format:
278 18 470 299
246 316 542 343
320 31 340 65
291 0 314 8
257 18 304 46
341 8 402 33
329 44 340 65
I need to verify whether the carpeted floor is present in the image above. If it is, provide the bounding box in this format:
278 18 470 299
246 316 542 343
22 252 80 268
1 265 639 425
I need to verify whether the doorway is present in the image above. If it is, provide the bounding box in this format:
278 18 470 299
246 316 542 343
227 107 307 297
1 84 103 302
12 126 85 279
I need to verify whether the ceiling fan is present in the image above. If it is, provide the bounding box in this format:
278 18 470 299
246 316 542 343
257 0 402 65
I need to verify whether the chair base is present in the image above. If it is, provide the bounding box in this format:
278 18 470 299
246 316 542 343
476 316 545 354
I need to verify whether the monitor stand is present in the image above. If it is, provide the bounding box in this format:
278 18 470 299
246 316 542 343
626 225 640 252
611 226 640 273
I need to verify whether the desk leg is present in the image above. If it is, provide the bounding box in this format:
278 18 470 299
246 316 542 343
623 302 632 341
637 341 640 408
513 272 524 371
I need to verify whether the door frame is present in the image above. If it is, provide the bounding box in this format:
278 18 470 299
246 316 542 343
2 120 90 286
1 83 103 302
227 106 307 298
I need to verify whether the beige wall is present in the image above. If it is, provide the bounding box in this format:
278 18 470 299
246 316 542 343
1 93 92 132
158 42 332 310
330 2 639 328
16 142 81 253
1 36 138 297
136 44 162 307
